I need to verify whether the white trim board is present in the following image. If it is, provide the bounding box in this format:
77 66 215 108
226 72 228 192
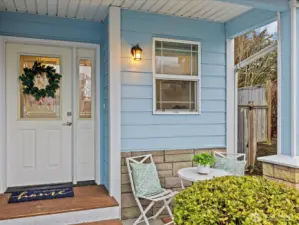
0 36 101 193
0 206 120 225
108 6 121 207
226 38 237 155
0 37 6 193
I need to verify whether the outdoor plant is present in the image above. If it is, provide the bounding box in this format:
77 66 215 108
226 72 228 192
192 153 215 166
174 176 299 225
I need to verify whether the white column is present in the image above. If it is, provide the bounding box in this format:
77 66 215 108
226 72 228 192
226 39 237 154
108 6 121 207
0 36 6 193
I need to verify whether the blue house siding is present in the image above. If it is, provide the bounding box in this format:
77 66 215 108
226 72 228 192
225 9 277 38
120 9 226 152
0 11 103 44
279 10 291 156
100 15 110 188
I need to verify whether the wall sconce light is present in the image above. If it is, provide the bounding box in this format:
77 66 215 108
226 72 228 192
131 44 142 61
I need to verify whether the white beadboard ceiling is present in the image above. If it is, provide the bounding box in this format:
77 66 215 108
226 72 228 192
0 0 251 23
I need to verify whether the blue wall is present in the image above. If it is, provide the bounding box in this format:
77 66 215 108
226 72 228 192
0 11 104 44
279 9 299 156
100 15 110 187
121 10 226 152
280 10 291 156
225 9 277 38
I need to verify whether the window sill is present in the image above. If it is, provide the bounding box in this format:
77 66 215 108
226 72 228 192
153 111 201 115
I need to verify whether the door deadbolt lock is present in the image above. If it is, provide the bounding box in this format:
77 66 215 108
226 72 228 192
67 112 72 116
62 122 72 126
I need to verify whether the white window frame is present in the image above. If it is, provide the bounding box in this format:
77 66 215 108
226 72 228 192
152 37 201 115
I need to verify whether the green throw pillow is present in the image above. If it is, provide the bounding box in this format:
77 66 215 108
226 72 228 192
131 162 163 197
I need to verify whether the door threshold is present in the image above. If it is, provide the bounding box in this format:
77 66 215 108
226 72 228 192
6 180 96 193
74 180 96 187
6 182 73 193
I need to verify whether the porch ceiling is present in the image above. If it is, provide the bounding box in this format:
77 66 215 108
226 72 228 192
0 0 251 23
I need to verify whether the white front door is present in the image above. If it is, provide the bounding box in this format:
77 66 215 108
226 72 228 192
6 43 73 187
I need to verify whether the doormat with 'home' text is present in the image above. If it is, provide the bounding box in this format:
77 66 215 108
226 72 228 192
8 187 74 203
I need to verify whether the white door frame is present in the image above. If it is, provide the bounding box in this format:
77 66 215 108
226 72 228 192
0 36 101 193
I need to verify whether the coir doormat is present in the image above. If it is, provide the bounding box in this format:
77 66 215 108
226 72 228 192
8 187 74 203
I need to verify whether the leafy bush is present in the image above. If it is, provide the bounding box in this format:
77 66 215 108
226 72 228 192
193 153 215 166
174 176 299 225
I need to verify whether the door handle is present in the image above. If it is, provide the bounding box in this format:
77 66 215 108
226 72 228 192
62 122 72 126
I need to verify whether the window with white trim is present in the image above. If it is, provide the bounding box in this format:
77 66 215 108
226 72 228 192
153 38 201 114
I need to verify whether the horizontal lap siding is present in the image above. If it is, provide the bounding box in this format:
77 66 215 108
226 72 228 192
121 9 226 152
0 11 103 44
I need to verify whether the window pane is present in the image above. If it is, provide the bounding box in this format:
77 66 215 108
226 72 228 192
192 51 198 76
192 45 198 51
155 41 199 76
156 41 162 48
20 55 61 119
79 59 92 119
156 79 197 111
162 41 192 51
156 49 191 75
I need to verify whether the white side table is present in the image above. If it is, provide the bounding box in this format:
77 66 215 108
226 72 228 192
178 167 232 189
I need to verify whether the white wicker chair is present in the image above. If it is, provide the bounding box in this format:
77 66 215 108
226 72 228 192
126 154 178 225
214 152 247 176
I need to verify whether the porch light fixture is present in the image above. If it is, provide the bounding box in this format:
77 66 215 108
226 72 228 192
131 44 142 61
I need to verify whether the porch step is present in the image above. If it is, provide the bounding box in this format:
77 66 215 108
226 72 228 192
0 185 119 225
74 219 122 225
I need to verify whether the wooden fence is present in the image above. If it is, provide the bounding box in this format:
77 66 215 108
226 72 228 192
237 81 272 166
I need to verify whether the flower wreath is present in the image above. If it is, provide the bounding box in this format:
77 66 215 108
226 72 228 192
19 61 62 101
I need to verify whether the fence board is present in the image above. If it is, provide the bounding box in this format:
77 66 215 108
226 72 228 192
238 86 267 143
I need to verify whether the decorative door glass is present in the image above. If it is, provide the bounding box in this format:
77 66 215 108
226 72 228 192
19 55 61 119
79 59 92 119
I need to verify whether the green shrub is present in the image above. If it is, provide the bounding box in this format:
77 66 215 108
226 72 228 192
174 176 299 225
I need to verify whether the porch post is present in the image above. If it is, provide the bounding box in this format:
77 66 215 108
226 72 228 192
226 39 237 154
0 36 5 193
108 6 121 207
258 3 299 189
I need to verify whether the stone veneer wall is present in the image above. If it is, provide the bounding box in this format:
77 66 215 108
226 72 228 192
263 163 299 189
121 148 226 219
